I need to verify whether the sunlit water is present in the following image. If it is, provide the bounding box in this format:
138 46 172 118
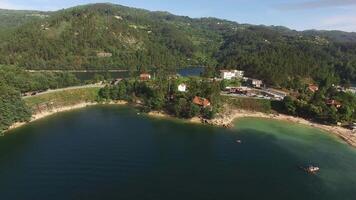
0 106 355 200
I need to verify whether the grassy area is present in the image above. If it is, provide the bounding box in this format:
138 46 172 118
222 96 275 113
24 87 100 109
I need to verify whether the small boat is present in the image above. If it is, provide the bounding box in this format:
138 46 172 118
300 165 320 174
236 140 242 144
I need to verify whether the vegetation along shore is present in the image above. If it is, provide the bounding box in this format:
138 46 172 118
6 90 356 148
1 65 355 148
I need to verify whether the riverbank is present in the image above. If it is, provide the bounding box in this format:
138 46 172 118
148 108 356 148
6 101 128 133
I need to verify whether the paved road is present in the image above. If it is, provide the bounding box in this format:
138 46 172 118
221 92 282 101
23 84 105 99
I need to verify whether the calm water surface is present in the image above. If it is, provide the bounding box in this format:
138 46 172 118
0 106 355 200
73 67 204 81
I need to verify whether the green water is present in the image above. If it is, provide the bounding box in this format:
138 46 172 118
0 106 355 200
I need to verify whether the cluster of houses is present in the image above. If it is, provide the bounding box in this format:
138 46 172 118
112 73 210 108
219 69 289 100
307 84 346 109
220 70 244 80
112 70 352 111
219 69 264 88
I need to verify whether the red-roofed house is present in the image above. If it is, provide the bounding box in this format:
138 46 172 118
308 84 319 93
140 73 151 81
193 96 211 108
326 100 342 108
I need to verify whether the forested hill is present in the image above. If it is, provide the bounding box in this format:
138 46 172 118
0 3 356 86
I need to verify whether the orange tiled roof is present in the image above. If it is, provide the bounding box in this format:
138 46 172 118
193 96 211 107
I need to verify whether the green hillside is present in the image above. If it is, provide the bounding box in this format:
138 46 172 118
0 3 356 85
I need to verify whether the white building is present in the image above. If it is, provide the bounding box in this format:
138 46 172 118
220 70 244 80
248 79 263 88
178 84 187 92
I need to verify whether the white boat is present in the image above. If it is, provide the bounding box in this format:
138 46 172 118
300 165 320 174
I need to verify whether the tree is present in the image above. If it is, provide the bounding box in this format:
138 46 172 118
0 84 31 132
282 96 296 115
99 86 111 99
188 103 200 118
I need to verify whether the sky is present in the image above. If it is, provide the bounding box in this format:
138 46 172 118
1 0 356 32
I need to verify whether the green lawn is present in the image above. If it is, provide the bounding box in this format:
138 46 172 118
222 96 273 113
25 88 101 109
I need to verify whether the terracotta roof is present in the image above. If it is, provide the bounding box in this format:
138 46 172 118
140 73 151 80
308 84 319 92
193 96 211 107
326 99 342 107
140 73 151 77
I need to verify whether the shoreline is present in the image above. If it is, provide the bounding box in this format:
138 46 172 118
148 109 356 148
208 109 356 147
4 102 355 148
5 101 128 133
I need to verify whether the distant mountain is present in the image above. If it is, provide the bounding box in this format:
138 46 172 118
303 30 356 43
0 3 355 85
0 9 50 29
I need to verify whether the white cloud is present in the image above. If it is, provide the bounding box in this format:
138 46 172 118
278 0 356 10
0 0 59 10
319 15 356 32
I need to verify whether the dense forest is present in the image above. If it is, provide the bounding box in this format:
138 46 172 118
0 65 80 132
0 3 355 87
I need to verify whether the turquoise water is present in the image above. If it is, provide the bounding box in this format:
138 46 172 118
0 106 355 200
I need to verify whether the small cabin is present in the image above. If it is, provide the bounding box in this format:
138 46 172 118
248 79 263 88
140 73 151 81
178 84 187 92
220 70 244 80
308 84 319 93
326 100 342 108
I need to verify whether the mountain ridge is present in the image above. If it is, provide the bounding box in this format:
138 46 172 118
0 3 355 85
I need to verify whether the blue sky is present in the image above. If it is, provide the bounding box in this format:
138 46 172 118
1 0 356 32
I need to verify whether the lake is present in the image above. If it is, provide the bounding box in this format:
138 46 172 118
73 67 204 81
0 105 355 200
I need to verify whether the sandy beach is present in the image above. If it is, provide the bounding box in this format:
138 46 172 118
6 101 128 133
149 109 356 148
5 102 356 148
208 109 356 147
